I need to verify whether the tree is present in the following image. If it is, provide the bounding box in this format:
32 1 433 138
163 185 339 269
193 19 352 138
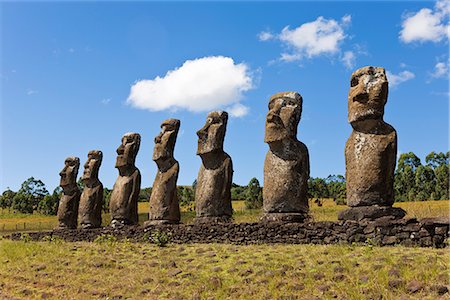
325 175 346 204
425 151 449 169
231 183 245 200
12 177 49 213
139 187 152 202
177 186 194 210
414 165 436 201
435 164 449 200
308 178 328 199
37 187 61 215
395 152 421 201
102 188 112 212
244 178 263 209
0 188 16 212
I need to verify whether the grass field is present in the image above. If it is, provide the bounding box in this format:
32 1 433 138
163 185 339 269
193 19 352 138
1 199 449 233
0 238 448 299
0 200 449 299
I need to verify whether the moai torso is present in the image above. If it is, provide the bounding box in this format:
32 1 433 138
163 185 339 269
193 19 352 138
56 157 80 229
79 150 104 228
262 92 310 221
346 125 397 207
110 169 141 224
195 154 233 218
263 141 309 213
57 189 81 229
109 133 141 226
149 162 180 223
79 182 103 228
194 111 233 222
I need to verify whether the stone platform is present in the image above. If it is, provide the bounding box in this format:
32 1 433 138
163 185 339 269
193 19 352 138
8 217 449 248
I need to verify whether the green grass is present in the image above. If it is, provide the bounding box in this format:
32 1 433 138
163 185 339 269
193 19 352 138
1 199 448 232
0 238 448 299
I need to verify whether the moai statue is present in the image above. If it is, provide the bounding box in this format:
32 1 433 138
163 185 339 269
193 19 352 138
262 92 310 222
144 119 181 225
56 157 81 229
194 111 233 223
338 66 406 221
110 133 141 226
79 150 104 229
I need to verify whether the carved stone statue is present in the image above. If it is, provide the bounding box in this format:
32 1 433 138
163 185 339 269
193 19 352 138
110 133 141 226
145 119 181 225
79 150 104 229
262 92 310 222
194 111 233 223
338 66 405 221
56 157 81 229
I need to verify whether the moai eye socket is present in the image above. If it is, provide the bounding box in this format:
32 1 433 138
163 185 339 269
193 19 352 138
350 76 359 87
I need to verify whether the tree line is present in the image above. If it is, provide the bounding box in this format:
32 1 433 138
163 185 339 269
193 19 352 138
1 151 448 215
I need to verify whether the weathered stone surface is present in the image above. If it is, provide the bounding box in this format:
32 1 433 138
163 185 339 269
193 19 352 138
194 111 233 223
14 217 449 248
56 157 81 229
338 205 406 221
110 133 141 226
145 119 181 225
340 66 405 220
262 92 310 222
79 150 104 229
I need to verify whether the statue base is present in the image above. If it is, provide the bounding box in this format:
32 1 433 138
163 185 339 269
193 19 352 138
194 216 232 224
338 205 406 221
143 219 180 227
261 212 310 223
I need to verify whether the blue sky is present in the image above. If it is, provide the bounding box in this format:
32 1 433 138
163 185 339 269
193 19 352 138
1 1 448 192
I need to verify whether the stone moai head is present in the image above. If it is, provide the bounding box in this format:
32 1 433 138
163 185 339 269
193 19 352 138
348 66 388 125
81 150 103 182
59 157 80 189
115 133 141 170
264 92 303 143
153 119 180 162
197 111 228 155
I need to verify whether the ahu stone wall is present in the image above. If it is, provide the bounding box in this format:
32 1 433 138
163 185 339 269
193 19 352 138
10 217 449 248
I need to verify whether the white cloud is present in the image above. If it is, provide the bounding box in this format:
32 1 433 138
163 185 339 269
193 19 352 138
387 70 415 87
400 0 450 43
127 56 254 117
101 98 111 105
258 31 274 41
259 15 354 66
431 61 449 78
228 103 249 118
26 89 38 95
341 51 356 69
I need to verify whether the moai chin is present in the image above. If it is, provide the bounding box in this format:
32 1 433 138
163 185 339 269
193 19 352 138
338 66 406 221
79 150 104 229
262 92 310 222
144 119 181 226
109 133 141 226
194 111 233 223
56 157 81 229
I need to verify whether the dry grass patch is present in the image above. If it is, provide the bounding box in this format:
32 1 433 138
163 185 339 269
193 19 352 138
0 238 449 299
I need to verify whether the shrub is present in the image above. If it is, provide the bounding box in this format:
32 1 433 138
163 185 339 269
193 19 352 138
150 230 171 247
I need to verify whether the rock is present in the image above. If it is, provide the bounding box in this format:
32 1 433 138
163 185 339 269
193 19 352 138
333 274 346 281
430 285 449 295
388 279 403 288
388 269 400 276
262 92 309 222
194 111 233 223
406 280 423 293
338 206 406 221
110 133 141 225
168 269 182 277
340 66 404 221
211 266 222 272
79 150 103 229
56 157 81 229
145 119 181 225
